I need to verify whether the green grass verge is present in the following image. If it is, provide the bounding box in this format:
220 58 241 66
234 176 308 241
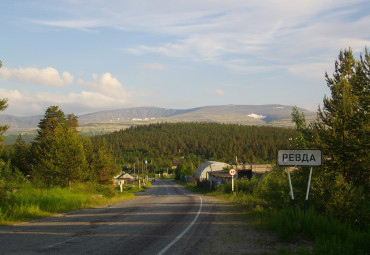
0 182 141 224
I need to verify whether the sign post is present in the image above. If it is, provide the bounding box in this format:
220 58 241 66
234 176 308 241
277 149 322 213
229 168 236 192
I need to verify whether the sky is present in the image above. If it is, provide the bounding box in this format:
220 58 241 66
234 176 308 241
0 0 369 117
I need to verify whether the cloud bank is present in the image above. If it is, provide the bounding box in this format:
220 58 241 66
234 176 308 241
0 67 73 87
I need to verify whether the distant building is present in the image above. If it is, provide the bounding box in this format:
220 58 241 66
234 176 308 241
194 161 229 186
194 161 273 189
114 173 136 185
208 170 232 188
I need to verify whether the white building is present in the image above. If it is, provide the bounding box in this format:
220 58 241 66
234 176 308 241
194 161 229 182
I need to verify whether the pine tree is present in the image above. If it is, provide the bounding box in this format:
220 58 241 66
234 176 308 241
36 106 68 140
90 138 119 184
315 48 369 186
32 106 87 187
67 114 79 129
11 135 31 176
291 106 315 148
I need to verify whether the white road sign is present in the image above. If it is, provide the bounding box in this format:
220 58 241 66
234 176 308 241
277 149 322 166
229 169 236 176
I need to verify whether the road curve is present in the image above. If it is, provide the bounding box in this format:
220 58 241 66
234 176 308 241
0 180 220 255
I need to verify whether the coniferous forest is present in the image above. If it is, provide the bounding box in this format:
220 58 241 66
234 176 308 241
91 122 297 175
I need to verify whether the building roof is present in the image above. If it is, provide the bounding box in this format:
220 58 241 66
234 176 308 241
208 170 232 178
194 161 229 181
114 173 135 180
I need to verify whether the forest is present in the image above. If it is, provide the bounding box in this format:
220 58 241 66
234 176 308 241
91 122 297 176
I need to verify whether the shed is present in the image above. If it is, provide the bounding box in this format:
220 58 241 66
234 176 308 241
208 170 232 188
194 161 229 182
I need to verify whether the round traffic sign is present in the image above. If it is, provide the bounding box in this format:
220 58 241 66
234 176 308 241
229 169 236 176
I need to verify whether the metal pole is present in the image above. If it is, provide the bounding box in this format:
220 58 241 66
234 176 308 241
287 169 295 214
304 167 313 213
232 175 234 192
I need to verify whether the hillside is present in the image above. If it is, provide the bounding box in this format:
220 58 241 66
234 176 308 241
0 104 316 137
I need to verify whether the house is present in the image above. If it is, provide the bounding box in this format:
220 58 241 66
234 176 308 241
114 173 136 185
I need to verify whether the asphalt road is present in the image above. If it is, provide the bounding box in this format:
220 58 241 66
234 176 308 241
0 180 221 255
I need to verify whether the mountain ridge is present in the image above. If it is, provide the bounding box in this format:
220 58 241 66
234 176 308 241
0 104 316 134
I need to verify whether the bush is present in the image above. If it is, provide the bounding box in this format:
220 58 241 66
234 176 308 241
0 160 24 205
253 169 290 209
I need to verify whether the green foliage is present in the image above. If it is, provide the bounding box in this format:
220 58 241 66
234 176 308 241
315 48 369 186
36 106 68 140
32 124 87 187
309 171 368 229
10 135 31 176
218 176 259 194
0 160 24 205
264 208 370 255
291 107 315 149
253 169 291 209
175 155 198 179
92 122 297 174
29 105 120 187
287 48 369 230
89 138 119 184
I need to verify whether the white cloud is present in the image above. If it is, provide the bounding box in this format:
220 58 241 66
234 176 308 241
0 72 136 116
0 67 73 87
28 18 108 32
204 89 225 96
0 87 135 117
78 73 131 100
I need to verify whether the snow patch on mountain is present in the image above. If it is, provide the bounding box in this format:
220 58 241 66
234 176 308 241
248 113 266 120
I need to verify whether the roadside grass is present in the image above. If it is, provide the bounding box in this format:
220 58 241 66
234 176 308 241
177 180 369 255
0 182 141 225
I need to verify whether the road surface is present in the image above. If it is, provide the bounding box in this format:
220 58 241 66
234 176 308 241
0 180 289 254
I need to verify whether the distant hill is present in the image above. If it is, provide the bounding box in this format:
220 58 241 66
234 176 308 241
79 104 315 126
78 106 192 123
0 114 42 129
0 104 316 137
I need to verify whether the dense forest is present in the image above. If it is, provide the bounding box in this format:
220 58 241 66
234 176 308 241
91 122 297 175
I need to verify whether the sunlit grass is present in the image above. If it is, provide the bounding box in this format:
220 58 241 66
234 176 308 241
0 182 139 224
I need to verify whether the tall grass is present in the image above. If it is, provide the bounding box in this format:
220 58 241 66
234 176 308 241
0 182 137 224
259 208 370 255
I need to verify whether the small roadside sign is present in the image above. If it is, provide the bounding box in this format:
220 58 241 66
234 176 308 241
229 169 236 176
277 149 322 166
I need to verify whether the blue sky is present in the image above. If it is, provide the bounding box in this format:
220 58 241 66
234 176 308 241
0 0 369 116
